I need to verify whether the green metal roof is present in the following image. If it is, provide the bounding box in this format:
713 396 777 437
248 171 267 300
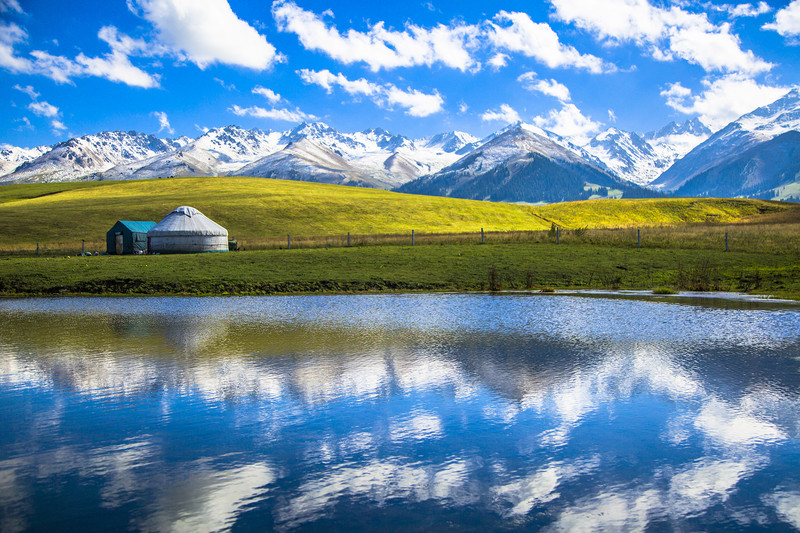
117 221 156 233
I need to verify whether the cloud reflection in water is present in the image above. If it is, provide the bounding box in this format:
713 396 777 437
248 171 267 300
1 294 799 530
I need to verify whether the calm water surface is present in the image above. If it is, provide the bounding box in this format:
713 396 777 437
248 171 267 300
1 294 800 531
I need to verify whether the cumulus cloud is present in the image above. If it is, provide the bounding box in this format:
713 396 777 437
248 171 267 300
532 103 602 144
229 104 317 123
0 0 22 13
481 103 521 124
488 53 508 70
661 75 789 130
489 11 611 73
152 111 175 134
75 26 161 88
517 71 571 102
273 1 479 72
763 0 800 37
28 100 59 118
1 23 160 87
0 22 33 73
298 68 444 117
252 86 281 103
298 69 381 97
550 0 772 75
131 0 280 70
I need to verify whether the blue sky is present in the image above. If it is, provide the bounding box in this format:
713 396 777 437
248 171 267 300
1 0 799 147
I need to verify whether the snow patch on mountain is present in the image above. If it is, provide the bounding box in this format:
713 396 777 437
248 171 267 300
0 144 51 176
652 88 800 191
584 119 711 186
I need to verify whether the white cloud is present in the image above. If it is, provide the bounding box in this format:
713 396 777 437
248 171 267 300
76 27 161 89
385 85 444 117
0 0 22 13
550 0 772 75
489 11 611 73
252 86 281 103
608 109 617 122
298 69 444 117
458 101 469 113
131 0 280 70
28 100 59 118
214 77 236 91
272 0 480 72
298 69 380 96
532 103 602 144
0 22 33 73
763 0 800 37
517 71 571 102
12 83 38 100
661 75 789 130
16 86 68 134
0 23 160 87
153 111 175 134
481 103 521 124
195 124 210 133
488 53 508 70
728 2 772 17
229 104 317 123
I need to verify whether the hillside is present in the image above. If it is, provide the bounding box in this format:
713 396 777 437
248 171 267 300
0 177 794 249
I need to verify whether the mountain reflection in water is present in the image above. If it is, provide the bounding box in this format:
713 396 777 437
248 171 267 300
1 294 799 531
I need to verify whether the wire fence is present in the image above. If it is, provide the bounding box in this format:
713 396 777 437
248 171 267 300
3 220 798 257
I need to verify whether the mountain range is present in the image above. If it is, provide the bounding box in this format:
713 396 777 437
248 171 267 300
1 87 798 203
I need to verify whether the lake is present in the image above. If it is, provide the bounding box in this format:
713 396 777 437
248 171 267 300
1 293 799 531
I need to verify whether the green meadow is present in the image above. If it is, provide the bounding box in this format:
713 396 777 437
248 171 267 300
0 176 798 298
0 176 794 251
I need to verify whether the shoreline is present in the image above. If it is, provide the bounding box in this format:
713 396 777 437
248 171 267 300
2 243 799 301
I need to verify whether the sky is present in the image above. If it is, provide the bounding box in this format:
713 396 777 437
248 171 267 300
1 0 799 148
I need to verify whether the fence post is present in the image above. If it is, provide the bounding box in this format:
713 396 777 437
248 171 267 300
725 232 728 252
287 235 290 250
36 242 39 256
556 227 560 245
347 232 350 247
638 228 641 249
411 230 415 246
82 239 85 255
481 228 485 244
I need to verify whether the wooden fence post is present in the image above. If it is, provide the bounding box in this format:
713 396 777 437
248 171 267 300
36 242 39 256
347 232 350 247
556 227 560 244
412 230 415 246
82 240 85 255
481 228 485 244
638 228 641 249
725 232 729 252
287 235 291 250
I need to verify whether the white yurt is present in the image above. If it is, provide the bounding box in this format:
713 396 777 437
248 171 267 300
147 206 229 254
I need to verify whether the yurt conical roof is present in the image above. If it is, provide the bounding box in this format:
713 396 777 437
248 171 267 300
148 206 227 237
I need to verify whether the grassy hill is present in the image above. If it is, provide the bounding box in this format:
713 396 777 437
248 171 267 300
0 176 796 250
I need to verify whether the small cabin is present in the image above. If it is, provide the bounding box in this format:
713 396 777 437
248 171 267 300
106 221 156 255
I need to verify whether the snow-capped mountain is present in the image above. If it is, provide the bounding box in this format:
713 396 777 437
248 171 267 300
1 131 173 183
652 88 800 192
237 138 391 188
400 123 651 203
673 130 800 199
0 144 51 176
583 119 711 186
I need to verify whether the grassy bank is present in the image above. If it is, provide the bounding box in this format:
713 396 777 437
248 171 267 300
1 242 798 299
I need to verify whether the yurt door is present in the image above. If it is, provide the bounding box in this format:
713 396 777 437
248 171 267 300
115 233 123 254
